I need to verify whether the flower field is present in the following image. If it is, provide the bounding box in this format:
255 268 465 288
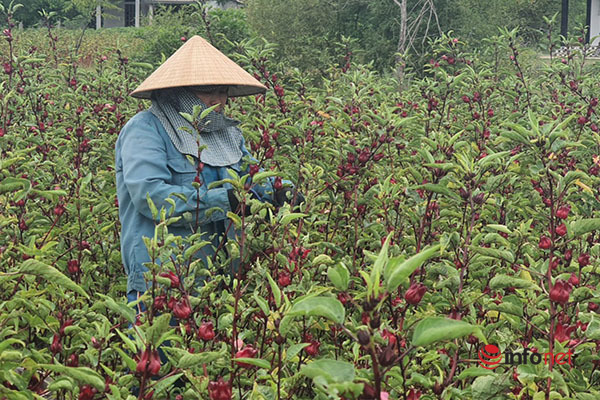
1 10 600 400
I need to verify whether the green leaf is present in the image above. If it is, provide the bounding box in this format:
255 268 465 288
253 292 270 316
489 275 535 290
586 316 600 340
178 350 224 368
16 259 89 299
38 365 104 391
414 183 460 201
387 244 441 292
199 104 221 120
114 347 137 371
370 232 392 298
457 367 495 380
301 359 355 384
288 296 345 324
570 218 600 237
471 375 511 400
152 373 184 395
47 378 75 392
266 271 281 308
233 358 271 369
327 262 349 291
286 343 310 361
471 246 515 263
252 170 278 183
98 293 136 324
412 317 482 347
146 314 174 346
280 213 307 226
183 241 211 260
485 224 511 234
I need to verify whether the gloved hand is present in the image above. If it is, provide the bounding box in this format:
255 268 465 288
274 188 305 210
227 189 260 216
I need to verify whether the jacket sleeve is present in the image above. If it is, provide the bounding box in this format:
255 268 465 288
120 116 231 226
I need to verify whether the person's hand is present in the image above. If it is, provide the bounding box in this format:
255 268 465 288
227 189 260 216
274 188 305 210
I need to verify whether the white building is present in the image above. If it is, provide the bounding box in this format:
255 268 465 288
96 0 241 29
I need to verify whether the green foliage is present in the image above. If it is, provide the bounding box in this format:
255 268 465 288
1 21 600 400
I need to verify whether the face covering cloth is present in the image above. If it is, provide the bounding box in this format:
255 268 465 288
149 87 244 166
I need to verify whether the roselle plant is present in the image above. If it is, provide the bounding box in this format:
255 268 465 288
1 6 600 399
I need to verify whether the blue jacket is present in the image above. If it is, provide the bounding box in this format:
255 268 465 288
115 111 276 294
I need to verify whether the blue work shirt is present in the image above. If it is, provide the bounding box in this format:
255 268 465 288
115 111 276 294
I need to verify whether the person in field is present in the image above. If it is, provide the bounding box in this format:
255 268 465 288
115 35 302 309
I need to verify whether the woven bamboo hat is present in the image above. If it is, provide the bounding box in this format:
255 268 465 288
130 35 267 99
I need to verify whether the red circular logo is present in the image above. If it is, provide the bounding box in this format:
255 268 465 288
478 344 502 369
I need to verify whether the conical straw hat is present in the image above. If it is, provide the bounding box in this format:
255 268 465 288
130 35 267 99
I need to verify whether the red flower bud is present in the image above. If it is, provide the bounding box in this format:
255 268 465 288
67 353 79 367
148 350 161 376
173 298 192 320
198 321 216 341
404 283 427 305
554 322 575 343
278 270 291 287
208 377 232 400
549 280 572 304
556 205 570 219
578 253 590 267
304 340 320 357
568 273 580 286
564 248 573 262
539 236 552 249
555 223 567 236
153 295 166 312
50 333 62 354
136 349 150 375
160 271 180 288
381 329 397 345
60 319 74 336
235 346 258 368
249 164 260 176
407 388 422 400
67 259 80 275
78 385 97 400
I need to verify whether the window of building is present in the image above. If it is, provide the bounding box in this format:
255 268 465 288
124 1 135 27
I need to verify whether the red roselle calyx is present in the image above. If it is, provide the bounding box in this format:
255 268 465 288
578 253 590 267
555 223 567 236
198 321 215 341
173 298 192 320
568 273 580 286
50 333 62 354
407 388 422 400
304 340 320 357
405 282 427 305
556 205 570 219
549 280 572 304
208 377 232 400
153 294 166 311
78 385 97 400
67 259 80 275
539 236 551 249
235 346 258 368
136 348 161 376
160 271 180 288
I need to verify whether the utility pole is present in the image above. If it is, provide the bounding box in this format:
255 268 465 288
561 0 569 39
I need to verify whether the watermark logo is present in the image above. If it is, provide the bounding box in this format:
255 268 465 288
477 345 576 369
478 344 502 369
